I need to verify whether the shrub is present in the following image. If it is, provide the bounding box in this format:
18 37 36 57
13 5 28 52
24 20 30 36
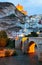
7 39 15 49
25 32 38 37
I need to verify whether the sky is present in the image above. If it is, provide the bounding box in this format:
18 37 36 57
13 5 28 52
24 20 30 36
0 0 42 15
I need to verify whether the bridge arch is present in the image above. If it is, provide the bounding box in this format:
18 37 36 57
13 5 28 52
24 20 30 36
27 41 37 53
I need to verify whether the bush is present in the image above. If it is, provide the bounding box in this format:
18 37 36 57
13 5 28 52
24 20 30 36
25 32 38 37
31 32 38 37
9 14 16 17
7 39 15 49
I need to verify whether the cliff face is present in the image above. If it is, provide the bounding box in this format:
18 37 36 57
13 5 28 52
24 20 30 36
0 2 15 18
0 2 28 36
0 2 26 18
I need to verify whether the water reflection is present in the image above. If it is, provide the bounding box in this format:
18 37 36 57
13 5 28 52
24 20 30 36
28 53 38 65
0 51 42 65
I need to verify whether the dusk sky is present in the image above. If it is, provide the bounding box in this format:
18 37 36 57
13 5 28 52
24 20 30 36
0 0 42 15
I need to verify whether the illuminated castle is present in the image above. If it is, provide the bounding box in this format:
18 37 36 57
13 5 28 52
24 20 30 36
16 4 27 15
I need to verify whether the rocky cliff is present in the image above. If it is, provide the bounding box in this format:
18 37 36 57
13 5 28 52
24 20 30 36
0 2 26 22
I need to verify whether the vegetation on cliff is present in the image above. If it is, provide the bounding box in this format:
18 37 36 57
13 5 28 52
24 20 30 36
25 32 38 37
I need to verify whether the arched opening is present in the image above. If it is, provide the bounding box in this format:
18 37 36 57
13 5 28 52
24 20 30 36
27 41 37 53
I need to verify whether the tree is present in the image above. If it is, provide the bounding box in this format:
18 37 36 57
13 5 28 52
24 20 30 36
0 31 8 47
9 14 16 17
25 32 38 37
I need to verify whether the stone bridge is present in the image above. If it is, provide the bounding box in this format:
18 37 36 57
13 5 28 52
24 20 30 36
29 37 42 46
10 37 42 61
29 37 42 61
21 37 42 54
15 37 42 49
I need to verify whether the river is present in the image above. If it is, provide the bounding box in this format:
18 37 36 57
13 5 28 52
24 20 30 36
0 50 42 65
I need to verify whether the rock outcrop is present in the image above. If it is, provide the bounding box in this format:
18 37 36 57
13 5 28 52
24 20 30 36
0 2 26 21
